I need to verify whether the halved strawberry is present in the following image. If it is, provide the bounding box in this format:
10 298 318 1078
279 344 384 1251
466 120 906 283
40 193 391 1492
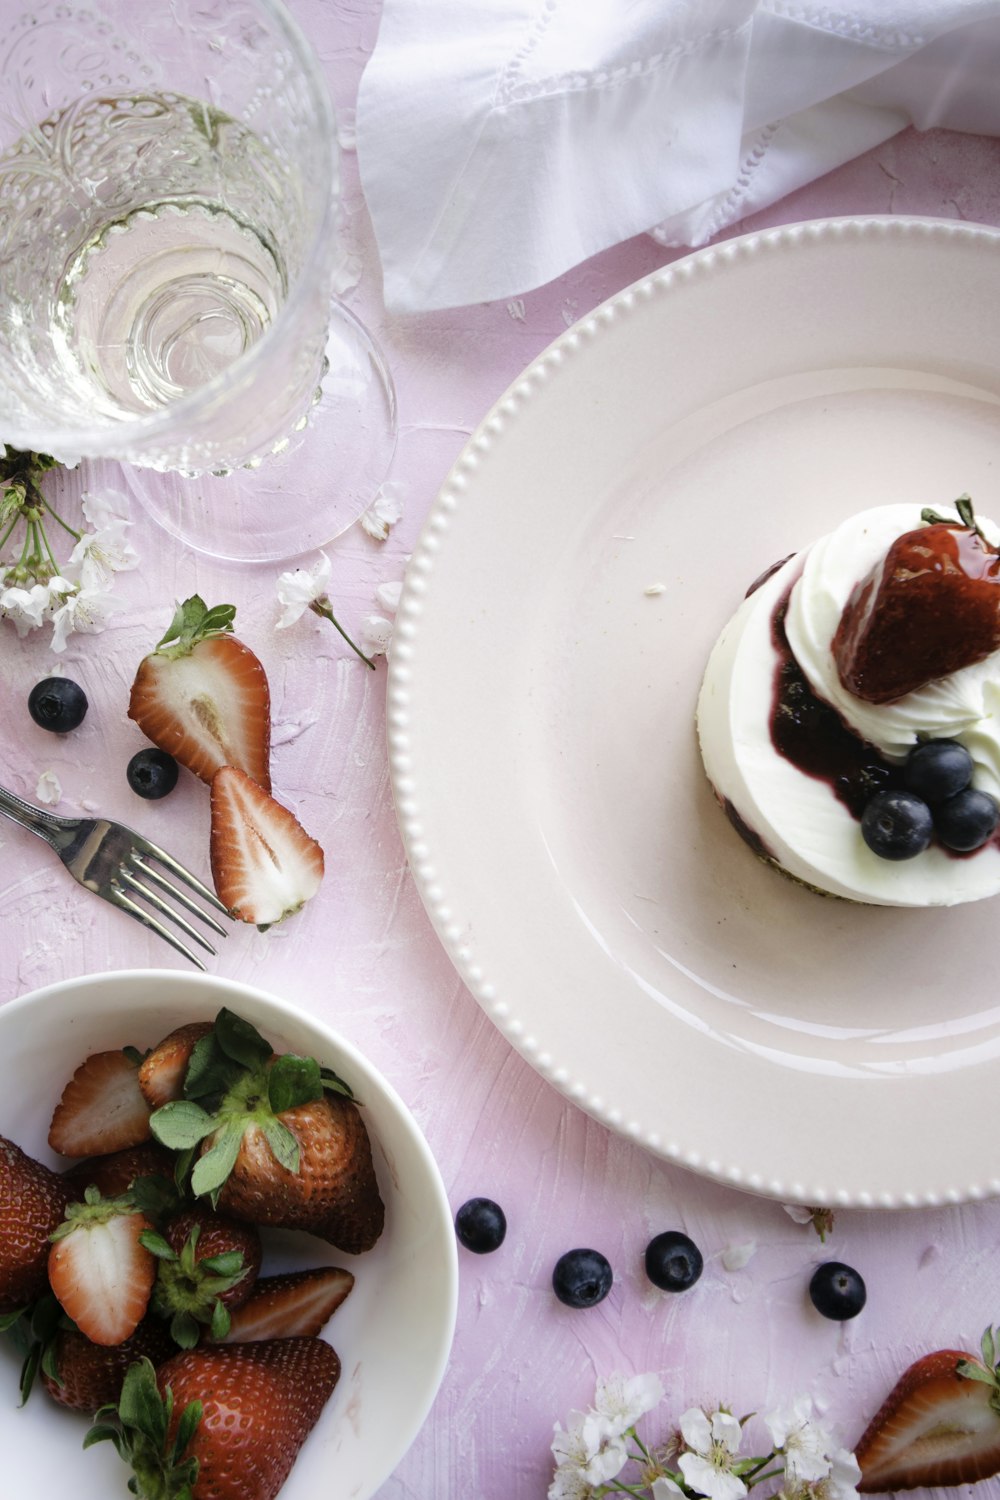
128 596 271 792
210 766 324 926
49 1049 152 1158
138 1022 214 1109
221 1268 354 1343
0 1135 71 1312
48 1187 156 1346
88 1343 340 1500
856 1329 1000 1491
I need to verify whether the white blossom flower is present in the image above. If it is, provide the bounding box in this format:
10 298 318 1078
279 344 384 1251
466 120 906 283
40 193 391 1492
782 1205 814 1226
678 1408 748 1500
547 1463 595 1500
766 1396 835 1485
360 481 404 541
823 1446 862 1499
779 1447 862 1500
68 516 138 591
652 1478 685 1498
0 581 57 636
80 487 128 529
275 552 332 629
50 586 118 652
549 1412 598 1500
551 1411 591 1471
578 1415 628 1485
375 578 403 614
361 613 394 657
593 1371 664 1438
720 1240 757 1271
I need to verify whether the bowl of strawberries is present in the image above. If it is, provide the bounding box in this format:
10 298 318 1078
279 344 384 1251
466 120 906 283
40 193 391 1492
0 969 458 1500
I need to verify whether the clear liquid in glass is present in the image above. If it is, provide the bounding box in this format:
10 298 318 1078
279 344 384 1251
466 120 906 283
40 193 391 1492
0 91 302 426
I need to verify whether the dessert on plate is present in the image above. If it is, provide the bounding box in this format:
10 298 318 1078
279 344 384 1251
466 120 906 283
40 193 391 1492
697 498 1000 906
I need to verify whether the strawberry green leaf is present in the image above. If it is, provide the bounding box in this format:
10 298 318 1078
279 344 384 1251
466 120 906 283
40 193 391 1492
190 1120 245 1198
123 1046 145 1066
201 604 238 634
82 1421 124 1452
183 1033 240 1101
169 1311 200 1350
156 596 236 654
982 1325 997 1370
957 1359 996 1384
139 1229 176 1261
268 1053 322 1114
172 1400 203 1463
320 1065 355 1101
150 1100 216 1150
262 1115 300 1173
18 1343 41 1407
201 1251 244 1276
214 1007 272 1070
955 493 976 530
209 1300 231 1341
118 1357 169 1449
0 1307 26 1332
130 1174 182 1224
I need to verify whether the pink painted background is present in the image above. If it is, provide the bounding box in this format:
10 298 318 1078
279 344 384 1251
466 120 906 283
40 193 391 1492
2 2 1000 1495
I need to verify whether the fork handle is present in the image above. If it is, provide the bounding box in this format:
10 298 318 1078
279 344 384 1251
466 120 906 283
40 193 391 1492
0 783 76 842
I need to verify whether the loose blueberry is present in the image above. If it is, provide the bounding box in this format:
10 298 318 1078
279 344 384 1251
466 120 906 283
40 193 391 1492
27 676 88 734
126 748 179 800
809 1261 867 1320
644 1230 703 1292
904 739 973 803
552 1248 613 1309
454 1197 507 1254
935 787 1000 852
860 789 933 860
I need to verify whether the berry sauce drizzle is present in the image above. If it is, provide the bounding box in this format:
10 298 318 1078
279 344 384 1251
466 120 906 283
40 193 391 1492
769 590 905 820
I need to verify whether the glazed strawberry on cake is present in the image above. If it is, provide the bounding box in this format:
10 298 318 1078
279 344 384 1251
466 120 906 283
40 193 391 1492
696 497 1000 906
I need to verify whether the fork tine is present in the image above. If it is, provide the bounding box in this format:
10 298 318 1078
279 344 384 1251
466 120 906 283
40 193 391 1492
131 834 230 916
106 885 209 971
117 869 218 956
129 855 229 938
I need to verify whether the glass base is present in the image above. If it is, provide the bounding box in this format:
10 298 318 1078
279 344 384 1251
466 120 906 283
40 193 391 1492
120 300 397 562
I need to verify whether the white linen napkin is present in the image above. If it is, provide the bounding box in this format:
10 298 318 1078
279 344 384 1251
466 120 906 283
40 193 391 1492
356 0 1000 313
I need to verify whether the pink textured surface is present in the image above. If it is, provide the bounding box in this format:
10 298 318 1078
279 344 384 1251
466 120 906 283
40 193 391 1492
2 2 1000 1495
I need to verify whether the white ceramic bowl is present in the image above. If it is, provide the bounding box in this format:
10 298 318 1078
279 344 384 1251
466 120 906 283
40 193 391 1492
0 970 457 1499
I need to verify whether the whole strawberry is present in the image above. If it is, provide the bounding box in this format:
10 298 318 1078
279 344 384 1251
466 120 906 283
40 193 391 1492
87 1342 340 1500
834 496 1000 703
143 1208 262 1346
150 1009 383 1255
0 1134 71 1312
63 1140 176 1200
42 1318 175 1412
128 596 272 792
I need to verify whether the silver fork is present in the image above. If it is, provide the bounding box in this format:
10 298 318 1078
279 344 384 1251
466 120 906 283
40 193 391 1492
0 783 229 970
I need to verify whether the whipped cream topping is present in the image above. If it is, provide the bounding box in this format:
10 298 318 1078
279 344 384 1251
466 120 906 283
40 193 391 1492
696 503 1000 906
785 503 1000 800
